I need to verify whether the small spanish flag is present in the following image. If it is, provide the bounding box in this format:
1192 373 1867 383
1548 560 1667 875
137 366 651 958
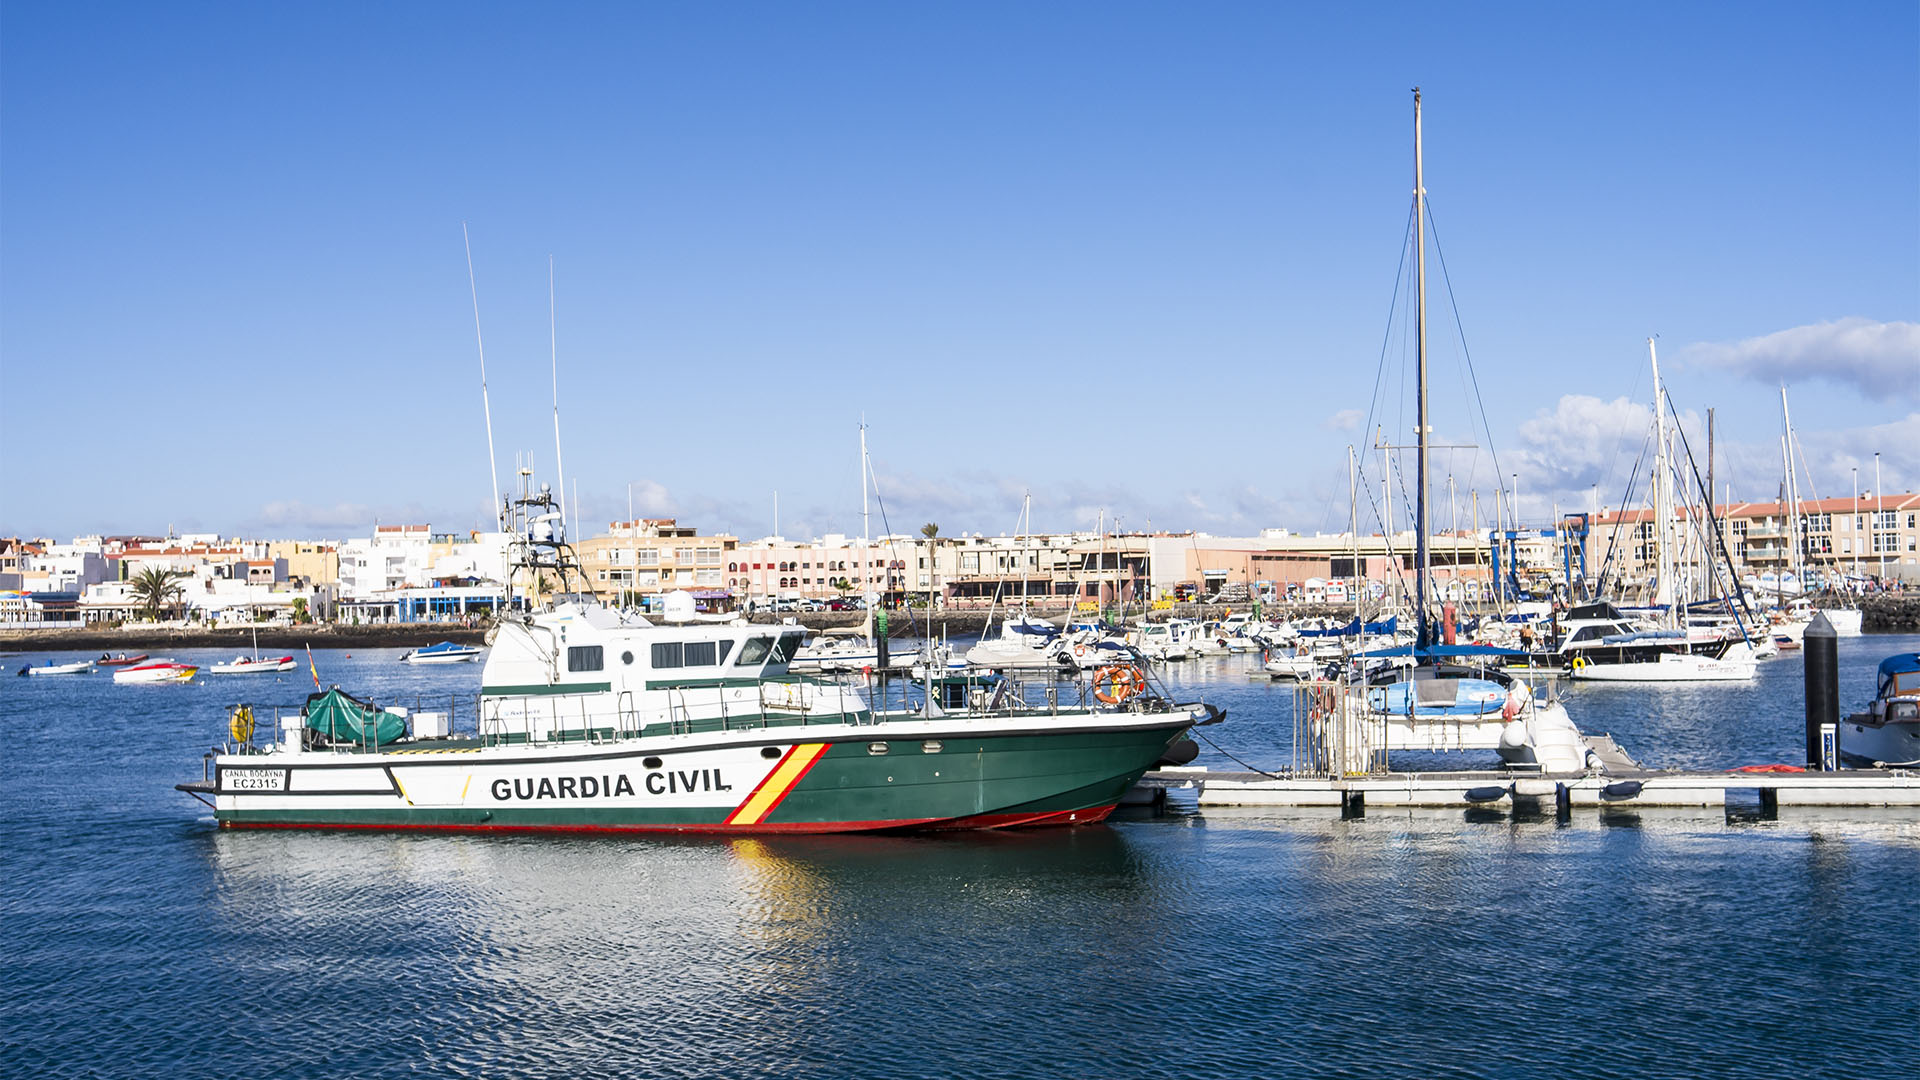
305 644 321 690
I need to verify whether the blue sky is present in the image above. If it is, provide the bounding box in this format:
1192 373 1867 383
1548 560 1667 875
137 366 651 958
4 2 1915 544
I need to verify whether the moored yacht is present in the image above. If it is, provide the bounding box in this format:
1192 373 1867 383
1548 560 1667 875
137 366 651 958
400 641 483 664
1839 653 1920 768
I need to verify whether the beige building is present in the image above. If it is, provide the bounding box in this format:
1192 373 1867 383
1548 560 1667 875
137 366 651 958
266 540 339 587
575 519 738 604
1575 491 1920 590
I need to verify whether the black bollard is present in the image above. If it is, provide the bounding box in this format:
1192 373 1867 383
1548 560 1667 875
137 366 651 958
1804 612 1838 769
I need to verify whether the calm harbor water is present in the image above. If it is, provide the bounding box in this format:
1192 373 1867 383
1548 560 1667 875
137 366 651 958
4 636 1916 1079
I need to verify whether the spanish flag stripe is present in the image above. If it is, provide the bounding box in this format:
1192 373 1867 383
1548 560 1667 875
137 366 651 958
726 743 829 826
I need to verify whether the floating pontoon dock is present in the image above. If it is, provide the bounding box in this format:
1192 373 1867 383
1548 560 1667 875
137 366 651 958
1144 742 1920 813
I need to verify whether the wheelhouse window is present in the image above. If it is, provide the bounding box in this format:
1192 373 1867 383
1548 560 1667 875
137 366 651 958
770 631 806 664
651 642 683 668
736 636 774 666
684 641 718 667
567 645 604 672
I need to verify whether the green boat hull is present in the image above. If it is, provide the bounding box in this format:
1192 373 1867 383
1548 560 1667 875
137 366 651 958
207 718 1189 834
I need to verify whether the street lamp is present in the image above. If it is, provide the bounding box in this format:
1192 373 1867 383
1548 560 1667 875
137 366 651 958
1875 452 1884 583
1852 465 1860 586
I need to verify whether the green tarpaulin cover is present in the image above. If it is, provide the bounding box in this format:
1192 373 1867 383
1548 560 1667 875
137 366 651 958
303 687 407 746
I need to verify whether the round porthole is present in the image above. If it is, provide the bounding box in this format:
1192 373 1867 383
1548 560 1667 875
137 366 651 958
643 757 663 769
867 742 889 756
761 746 782 760
622 650 634 665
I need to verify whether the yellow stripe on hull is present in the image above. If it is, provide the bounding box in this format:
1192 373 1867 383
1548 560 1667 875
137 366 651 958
726 743 829 826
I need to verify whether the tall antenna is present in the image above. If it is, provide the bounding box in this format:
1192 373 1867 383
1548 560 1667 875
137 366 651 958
550 254 568 541
463 223 502 526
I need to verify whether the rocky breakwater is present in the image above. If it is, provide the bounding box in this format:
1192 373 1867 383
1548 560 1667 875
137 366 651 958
1851 594 1920 632
0 623 489 654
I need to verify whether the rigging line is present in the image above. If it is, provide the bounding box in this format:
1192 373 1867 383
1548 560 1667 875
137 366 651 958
1422 204 1507 495
1786 423 1827 504
1594 363 1650 531
462 223 501 523
1594 424 1655 597
1335 202 1417 539
1357 199 1419 500
1665 388 1758 628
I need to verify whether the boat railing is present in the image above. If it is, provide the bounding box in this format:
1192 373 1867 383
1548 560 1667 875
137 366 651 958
220 691 493 755
1291 675 1382 778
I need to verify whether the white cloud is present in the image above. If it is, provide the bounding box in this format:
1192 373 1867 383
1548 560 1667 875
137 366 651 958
1680 318 1920 402
1790 413 1920 499
1323 408 1364 431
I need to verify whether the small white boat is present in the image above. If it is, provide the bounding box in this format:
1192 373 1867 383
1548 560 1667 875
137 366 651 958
400 641 483 664
1571 652 1756 682
1263 649 1326 680
18 659 94 676
210 655 297 675
1840 653 1920 767
114 660 199 684
1821 607 1864 637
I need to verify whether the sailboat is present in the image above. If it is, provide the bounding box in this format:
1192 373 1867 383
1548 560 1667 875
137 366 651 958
791 424 907 673
1772 387 1864 638
1333 89 1593 773
210 619 296 675
1570 342 1757 683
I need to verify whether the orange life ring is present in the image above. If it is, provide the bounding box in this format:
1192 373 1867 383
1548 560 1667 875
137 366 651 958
1308 684 1334 719
1074 644 1087 657
1093 664 1146 704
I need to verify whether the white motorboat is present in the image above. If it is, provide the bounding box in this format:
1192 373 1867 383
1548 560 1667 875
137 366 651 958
18 659 94 676
1820 607 1864 637
1571 652 1756 682
400 641 483 664
113 660 199 684
1839 652 1920 767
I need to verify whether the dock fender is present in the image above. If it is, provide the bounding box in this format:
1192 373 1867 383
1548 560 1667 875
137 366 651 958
1601 780 1644 800
1464 785 1509 804
1156 736 1200 767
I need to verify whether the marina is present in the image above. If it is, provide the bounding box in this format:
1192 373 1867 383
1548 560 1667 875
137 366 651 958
5 629 1917 1079
4 4 1916 1078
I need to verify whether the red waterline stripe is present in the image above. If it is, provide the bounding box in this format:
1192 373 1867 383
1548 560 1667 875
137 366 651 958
219 817 944 835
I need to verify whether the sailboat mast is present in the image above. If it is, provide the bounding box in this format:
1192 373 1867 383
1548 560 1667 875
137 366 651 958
1649 338 1673 617
1781 387 1803 593
1349 444 1360 618
1412 88 1432 648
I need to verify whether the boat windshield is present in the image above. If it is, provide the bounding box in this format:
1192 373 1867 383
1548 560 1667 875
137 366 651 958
735 636 775 666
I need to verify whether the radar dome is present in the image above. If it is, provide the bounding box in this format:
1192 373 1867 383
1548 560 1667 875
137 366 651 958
661 591 697 622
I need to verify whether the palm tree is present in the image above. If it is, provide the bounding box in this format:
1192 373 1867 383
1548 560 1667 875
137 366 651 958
918 524 940 608
129 567 188 622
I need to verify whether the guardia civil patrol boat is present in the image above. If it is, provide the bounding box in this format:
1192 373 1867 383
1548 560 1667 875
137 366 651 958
178 485 1215 834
